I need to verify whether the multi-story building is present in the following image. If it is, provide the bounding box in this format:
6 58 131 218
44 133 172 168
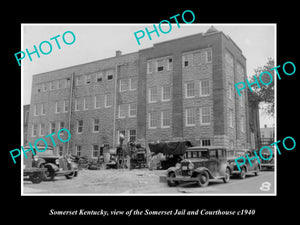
27 26 253 159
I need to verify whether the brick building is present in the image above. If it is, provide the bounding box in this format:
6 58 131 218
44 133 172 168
27 26 253 159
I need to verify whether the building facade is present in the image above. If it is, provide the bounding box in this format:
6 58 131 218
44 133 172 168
27 26 252 159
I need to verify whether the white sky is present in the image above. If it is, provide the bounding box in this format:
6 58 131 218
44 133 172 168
21 23 275 127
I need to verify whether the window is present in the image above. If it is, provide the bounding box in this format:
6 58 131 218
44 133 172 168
96 72 103 82
230 140 234 149
94 95 101 109
93 118 100 132
49 81 55 90
185 108 196 126
59 121 65 130
148 87 158 103
75 98 83 111
55 101 61 114
193 52 201 65
63 100 69 113
39 123 46 136
130 77 137 90
161 111 171 128
206 49 212 63
75 76 83 86
240 115 245 132
50 122 56 133
92 145 99 158
83 97 88 110
229 109 233 128
32 124 38 137
106 70 114 80
118 104 127 118
182 54 193 68
129 103 137 117
105 93 112 108
149 111 159 129
36 84 42 93
42 83 48 92
75 145 82 157
185 82 195 98
94 95 102 109
200 79 210 96
41 103 46 115
34 104 38 116
147 60 154 74
157 59 164 72
167 58 173 71
77 120 83 134
58 79 65 89
200 107 211 125
85 74 92 85
129 129 137 142
162 86 171 101
120 79 129 92
196 139 211 146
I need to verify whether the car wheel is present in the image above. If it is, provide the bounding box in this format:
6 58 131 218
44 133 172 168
167 172 178 187
254 165 259 176
239 167 246 179
197 171 209 187
223 167 230 183
29 172 43 184
65 172 75 179
41 164 55 181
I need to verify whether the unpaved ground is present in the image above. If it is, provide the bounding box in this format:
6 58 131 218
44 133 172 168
23 169 275 195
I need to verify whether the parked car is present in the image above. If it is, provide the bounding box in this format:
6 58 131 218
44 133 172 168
165 146 231 187
259 149 275 171
23 149 47 184
130 146 147 169
28 145 78 181
227 149 260 179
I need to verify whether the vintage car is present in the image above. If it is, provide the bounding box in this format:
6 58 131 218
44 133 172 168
227 149 260 179
23 148 47 184
28 145 79 181
165 146 231 187
130 145 147 169
259 149 275 171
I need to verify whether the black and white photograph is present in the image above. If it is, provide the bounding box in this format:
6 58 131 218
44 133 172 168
3 5 298 224
21 24 276 195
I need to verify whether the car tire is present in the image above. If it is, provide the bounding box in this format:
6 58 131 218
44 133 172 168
41 164 55 181
197 171 209 187
167 172 178 187
223 167 230 183
65 172 75 179
239 167 246 179
29 172 43 184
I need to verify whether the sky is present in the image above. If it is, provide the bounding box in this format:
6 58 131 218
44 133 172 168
21 23 275 127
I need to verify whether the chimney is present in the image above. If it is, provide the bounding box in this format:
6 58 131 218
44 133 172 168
116 50 122 57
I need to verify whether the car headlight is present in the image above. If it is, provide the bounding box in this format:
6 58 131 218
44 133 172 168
55 159 59 164
33 155 38 161
188 162 194 170
175 163 181 169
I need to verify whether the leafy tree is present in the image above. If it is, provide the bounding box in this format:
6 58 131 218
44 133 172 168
248 58 275 117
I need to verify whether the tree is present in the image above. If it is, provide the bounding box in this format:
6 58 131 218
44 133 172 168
248 58 275 117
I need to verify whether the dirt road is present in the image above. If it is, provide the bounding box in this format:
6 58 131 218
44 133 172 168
23 169 274 195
